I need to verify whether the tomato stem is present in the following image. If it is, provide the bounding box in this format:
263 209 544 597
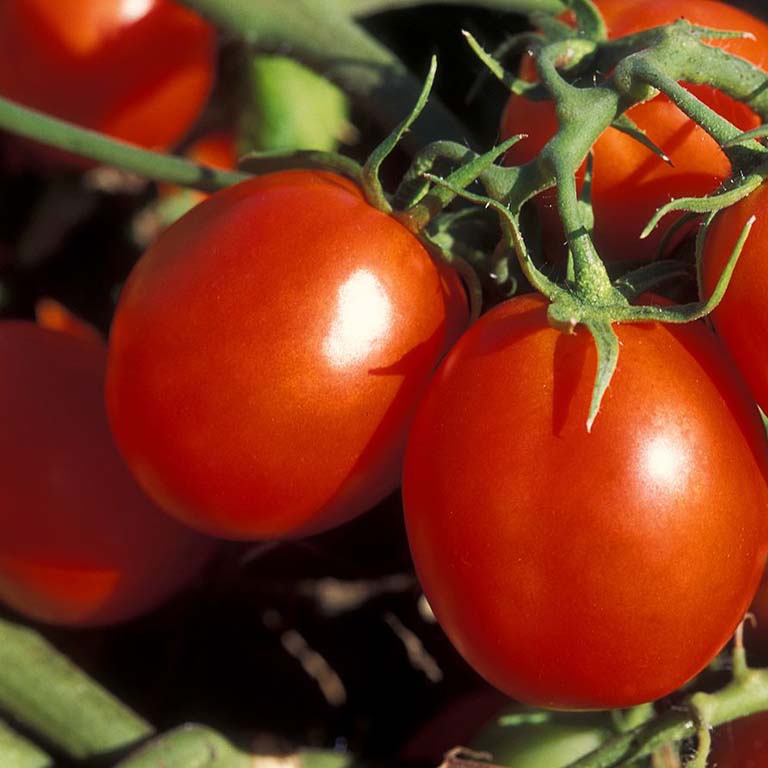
0 617 153 761
0 95 250 191
0 719 51 768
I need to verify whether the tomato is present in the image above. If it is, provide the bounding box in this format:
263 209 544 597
403 293 768 709
0 323 214 626
501 0 768 263
701 183 768 415
710 711 768 767
106 170 468 540
0 0 215 160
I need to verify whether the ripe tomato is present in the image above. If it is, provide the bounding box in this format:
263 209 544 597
0 323 214 626
403 293 768 709
501 0 768 263
106 170 468 540
710 711 768 767
701 183 768 415
0 0 215 159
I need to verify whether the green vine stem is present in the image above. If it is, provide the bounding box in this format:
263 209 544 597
113 724 252 768
0 96 250 191
0 719 52 768
115 728 360 768
0 617 153 761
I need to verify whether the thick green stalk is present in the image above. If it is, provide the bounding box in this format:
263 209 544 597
179 0 470 150
0 618 153 760
0 720 52 768
0 96 249 191
113 725 252 768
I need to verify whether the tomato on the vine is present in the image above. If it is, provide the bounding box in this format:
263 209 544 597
403 293 768 709
0 0 215 159
0 323 214 627
702 183 768 416
106 170 468 540
501 0 768 263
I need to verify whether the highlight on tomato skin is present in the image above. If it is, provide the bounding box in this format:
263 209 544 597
0 0 216 164
501 0 768 264
0 322 215 627
403 293 768 710
106 170 469 541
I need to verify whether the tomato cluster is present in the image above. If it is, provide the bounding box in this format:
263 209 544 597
501 0 768 263
2 0 768 762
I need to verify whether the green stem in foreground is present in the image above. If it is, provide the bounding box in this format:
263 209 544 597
0 719 52 768
113 725 252 768
0 617 153 761
0 96 250 191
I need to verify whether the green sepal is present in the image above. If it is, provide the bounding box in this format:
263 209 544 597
466 31 545 103
399 135 524 231
238 149 363 185
463 31 537 96
611 114 671 164
581 319 618 432
528 12 575 42
613 260 693 301
566 0 607 41
361 55 437 213
723 124 768 147
640 174 762 238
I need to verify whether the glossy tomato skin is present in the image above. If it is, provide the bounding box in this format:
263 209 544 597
702 183 768 415
0 323 214 627
107 170 468 540
710 711 768 767
501 0 768 263
0 0 215 159
403 294 768 709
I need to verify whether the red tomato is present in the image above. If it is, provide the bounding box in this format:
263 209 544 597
106 170 468 540
0 323 214 626
403 293 768 709
710 711 768 767
0 0 215 160
701 183 768 415
501 0 768 263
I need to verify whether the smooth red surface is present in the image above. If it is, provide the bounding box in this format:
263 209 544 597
501 0 768 262
0 0 215 156
107 170 468 540
710 712 768 767
0 323 214 626
403 293 768 708
702 183 768 415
